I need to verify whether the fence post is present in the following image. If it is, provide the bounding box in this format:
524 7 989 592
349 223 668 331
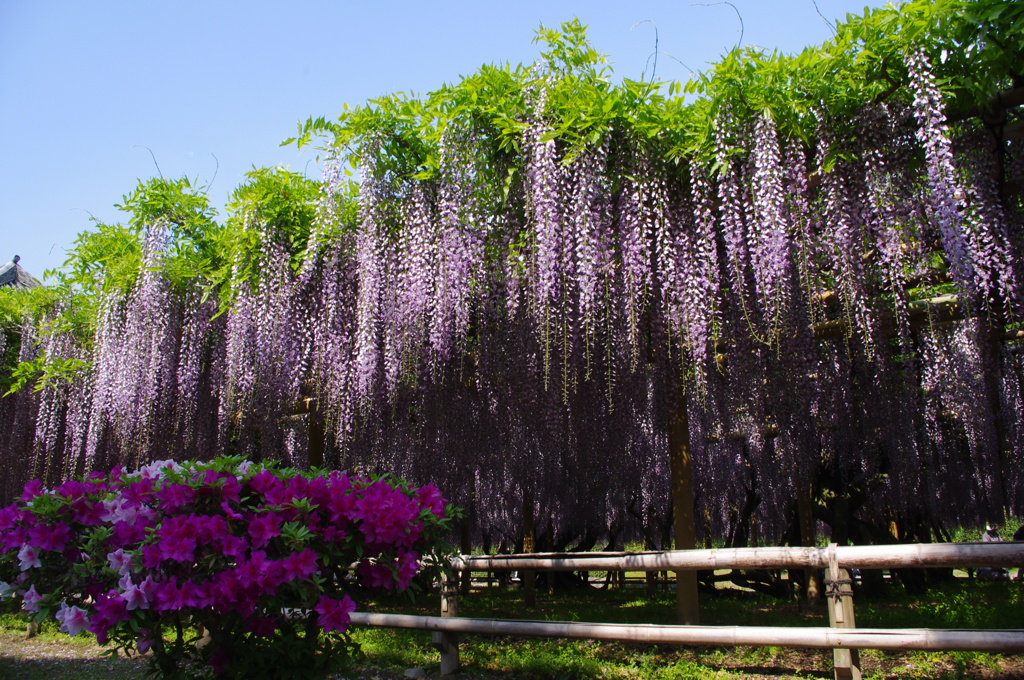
432 570 460 675
826 543 861 680
522 489 537 607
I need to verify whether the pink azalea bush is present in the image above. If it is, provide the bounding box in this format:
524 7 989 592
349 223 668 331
0 457 454 680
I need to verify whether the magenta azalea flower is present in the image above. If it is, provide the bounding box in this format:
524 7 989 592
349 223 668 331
55 603 90 636
141 544 163 569
120 478 155 505
91 590 131 641
1 459 449 679
219 534 248 559
95 591 130 623
71 498 106 526
54 479 92 500
0 527 27 553
101 497 140 525
208 573 241 613
395 549 420 589
318 525 347 543
155 483 195 510
303 475 329 506
153 580 185 613
179 579 209 608
314 594 356 633
280 549 319 582
234 550 272 589
358 560 394 589
245 615 278 638
136 635 155 654
199 470 242 503
249 469 283 497
28 523 72 552
219 500 243 520
107 548 132 575
22 584 43 613
20 480 45 503
17 544 41 570
0 504 22 531
416 483 447 518
352 481 422 547
157 535 197 563
248 513 282 548
112 516 151 546
121 580 150 610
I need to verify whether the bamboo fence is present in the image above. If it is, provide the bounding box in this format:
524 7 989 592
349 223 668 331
348 542 1024 679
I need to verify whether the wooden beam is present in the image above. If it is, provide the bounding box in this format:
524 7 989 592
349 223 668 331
452 542 1024 571
1003 119 1024 141
991 86 1024 112
1003 177 1024 199
949 85 1024 123
813 294 963 340
349 612 1024 653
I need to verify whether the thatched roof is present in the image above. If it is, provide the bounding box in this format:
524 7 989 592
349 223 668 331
0 256 42 289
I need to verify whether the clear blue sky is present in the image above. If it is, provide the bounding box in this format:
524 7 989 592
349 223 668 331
1 0 887 277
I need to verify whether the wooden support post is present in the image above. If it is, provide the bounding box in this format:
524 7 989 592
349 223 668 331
546 516 555 595
644 529 658 597
798 484 822 605
982 312 1011 520
826 543 861 680
669 384 700 625
307 409 325 470
460 519 472 595
432 571 460 675
522 489 537 608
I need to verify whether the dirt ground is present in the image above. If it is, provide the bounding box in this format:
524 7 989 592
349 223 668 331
5 630 1024 680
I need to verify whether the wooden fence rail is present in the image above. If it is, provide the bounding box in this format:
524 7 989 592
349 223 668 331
350 542 1024 680
348 612 1024 652
452 541 1024 571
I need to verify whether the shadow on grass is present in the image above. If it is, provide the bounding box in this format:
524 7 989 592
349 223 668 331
0 656 146 680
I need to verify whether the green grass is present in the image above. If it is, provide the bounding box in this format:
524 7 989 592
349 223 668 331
0 612 148 680
853 579 1024 629
2 579 1023 679
345 578 1024 679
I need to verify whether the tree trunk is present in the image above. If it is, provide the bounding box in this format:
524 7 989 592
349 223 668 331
669 385 700 625
307 409 325 469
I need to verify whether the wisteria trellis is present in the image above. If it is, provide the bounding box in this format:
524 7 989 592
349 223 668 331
3 26 1024 553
